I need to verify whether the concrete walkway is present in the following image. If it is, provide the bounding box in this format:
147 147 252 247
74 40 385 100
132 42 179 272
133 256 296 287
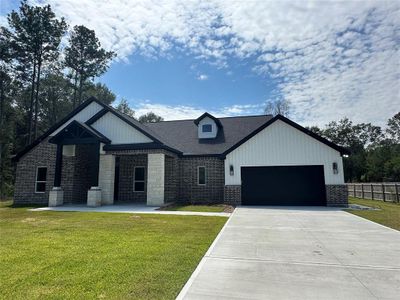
30 204 231 217
178 206 400 299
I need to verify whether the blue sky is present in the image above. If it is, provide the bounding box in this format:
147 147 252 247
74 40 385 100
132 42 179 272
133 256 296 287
101 52 274 113
1 0 399 126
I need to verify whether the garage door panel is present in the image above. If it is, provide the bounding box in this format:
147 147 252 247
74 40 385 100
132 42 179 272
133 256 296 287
241 165 326 206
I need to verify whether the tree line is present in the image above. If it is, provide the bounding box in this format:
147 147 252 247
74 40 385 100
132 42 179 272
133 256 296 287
307 113 400 183
0 1 162 199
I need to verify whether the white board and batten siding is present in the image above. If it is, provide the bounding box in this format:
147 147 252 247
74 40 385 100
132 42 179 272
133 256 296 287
91 112 153 144
51 101 103 136
224 119 344 185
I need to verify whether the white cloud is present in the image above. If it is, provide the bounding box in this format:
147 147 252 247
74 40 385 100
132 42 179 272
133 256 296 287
197 74 208 81
24 0 400 125
221 104 264 115
127 100 264 120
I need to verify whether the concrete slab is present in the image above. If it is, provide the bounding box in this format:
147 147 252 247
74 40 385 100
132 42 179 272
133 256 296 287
178 207 400 300
29 204 231 217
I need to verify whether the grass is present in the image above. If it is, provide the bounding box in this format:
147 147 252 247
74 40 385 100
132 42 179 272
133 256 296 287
161 204 231 213
0 201 226 299
346 197 400 231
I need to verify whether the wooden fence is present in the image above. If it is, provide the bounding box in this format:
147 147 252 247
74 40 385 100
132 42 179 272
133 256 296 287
347 183 400 203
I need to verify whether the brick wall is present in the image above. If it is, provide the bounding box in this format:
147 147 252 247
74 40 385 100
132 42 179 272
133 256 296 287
178 157 224 204
62 144 97 204
14 140 100 205
326 184 348 206
224 185 241 205
117 155 147 203
164 155 178 203
14 138 56 204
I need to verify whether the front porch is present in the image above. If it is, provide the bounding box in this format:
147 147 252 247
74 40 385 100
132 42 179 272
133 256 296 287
48 121 171 207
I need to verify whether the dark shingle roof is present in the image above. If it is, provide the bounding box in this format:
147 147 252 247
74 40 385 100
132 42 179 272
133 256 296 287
144 115 273 155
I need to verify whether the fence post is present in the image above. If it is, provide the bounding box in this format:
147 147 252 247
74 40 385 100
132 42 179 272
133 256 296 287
353 184 356 198
382 184 385 202
361 184 364 199
395 184 399 203
371 184 374 200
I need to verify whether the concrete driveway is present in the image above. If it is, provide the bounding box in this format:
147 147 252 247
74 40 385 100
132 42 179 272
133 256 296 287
178 207 400 300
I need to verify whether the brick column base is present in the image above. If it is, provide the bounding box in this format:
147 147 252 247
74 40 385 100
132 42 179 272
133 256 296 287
224 185 241 206
326 184 348 207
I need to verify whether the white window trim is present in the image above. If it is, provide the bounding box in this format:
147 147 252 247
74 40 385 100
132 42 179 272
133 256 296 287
133 166 145 192
197 166 206 186
35 166 47 194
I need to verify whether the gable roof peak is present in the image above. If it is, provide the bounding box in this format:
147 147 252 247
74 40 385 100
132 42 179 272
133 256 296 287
194 112 222 128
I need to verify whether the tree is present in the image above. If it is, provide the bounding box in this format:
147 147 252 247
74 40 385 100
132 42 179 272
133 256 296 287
265 99 290 116
0 27 14 199
8 1 67 143
65 25 115 107
365 143 400 182
116 98 135 118
83 82 115 106
138 112 164 123
386 112 400 143
38 72 73 129
305 125 323 135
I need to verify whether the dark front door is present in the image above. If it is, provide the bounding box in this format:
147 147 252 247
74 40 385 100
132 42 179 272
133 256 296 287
241 165 326 206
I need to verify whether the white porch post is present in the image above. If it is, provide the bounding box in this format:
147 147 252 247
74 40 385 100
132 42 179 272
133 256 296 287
98 154 115 205
147 153 165 206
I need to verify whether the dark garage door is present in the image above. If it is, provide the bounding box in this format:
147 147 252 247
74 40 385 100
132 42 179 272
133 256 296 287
241 165 326 206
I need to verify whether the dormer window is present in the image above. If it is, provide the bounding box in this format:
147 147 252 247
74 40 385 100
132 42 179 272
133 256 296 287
202 124 212 133
194 112 223 139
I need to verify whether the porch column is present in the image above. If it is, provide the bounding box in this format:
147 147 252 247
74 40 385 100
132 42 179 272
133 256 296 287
98 154 115 205
87 142 102 207
147 153 165 206
49 144 64 206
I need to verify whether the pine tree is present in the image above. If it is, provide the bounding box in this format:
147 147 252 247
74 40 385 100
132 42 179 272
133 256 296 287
7 0 67 143
65 25 115 107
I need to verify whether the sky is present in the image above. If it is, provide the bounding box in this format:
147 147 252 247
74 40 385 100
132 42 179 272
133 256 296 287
1 0 399 126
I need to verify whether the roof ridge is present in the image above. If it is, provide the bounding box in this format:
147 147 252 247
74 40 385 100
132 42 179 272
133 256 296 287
146 114 272 124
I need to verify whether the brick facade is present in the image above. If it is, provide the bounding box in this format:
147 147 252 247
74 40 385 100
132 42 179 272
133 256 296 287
14 139 347 207
63 144 98 204
14 140 100 205
117 154 148 203
177 157 224 204
326 184 348 207
14 138 56 205
224 185 242 205
164 155 178 203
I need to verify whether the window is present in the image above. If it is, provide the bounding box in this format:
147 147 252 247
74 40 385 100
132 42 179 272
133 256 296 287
134 166 145 192
202 124 212 133
35 167 47 193
198 166 206 185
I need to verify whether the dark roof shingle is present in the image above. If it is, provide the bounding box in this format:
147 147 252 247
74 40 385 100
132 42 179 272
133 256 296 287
144 115 272 155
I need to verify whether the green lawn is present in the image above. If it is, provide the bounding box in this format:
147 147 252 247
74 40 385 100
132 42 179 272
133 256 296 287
0 201 226 299
161 204 230 213
346 197 400 231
